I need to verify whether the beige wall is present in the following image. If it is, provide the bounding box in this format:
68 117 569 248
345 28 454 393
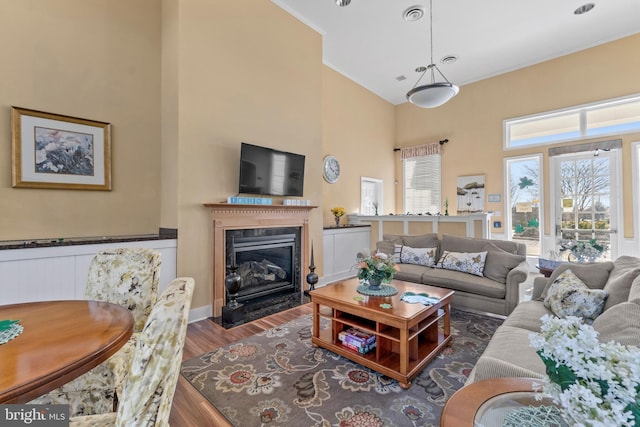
396 34 640 239
0 0 162 239
168 0 324 310
322 67 396 225
3 2 639 313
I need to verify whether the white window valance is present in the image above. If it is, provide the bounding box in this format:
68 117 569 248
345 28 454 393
400 143 441 160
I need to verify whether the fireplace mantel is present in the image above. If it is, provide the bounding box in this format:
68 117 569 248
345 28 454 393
204 202 317 317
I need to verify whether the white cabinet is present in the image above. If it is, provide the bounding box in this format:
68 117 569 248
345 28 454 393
0 239 177 305
322 226 370 285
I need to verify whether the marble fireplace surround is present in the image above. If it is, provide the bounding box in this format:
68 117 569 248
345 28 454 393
204 203 316 318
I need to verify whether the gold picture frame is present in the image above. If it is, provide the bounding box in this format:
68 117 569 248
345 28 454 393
11 107 112 190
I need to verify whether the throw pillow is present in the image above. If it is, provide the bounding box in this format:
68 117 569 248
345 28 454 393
375 240 395 257
603 269 640 311
436 250 487 277
592 300 640 347
395 244 438 267
538 261 614 301
543 269 608 321
482 243 526 284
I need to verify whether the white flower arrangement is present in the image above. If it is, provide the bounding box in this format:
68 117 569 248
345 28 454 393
529 315 640 427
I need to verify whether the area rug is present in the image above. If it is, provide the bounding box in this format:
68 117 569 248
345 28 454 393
181 309 503 426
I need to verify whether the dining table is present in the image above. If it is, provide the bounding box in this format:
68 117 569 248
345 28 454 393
0 300 134 404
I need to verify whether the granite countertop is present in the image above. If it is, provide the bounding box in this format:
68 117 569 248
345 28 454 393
0 229 177 250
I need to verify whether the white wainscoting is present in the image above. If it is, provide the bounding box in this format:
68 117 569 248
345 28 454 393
321 226 371 286
0 239 177 306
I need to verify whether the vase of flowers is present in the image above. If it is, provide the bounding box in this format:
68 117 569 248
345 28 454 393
529 315 640 426
331 206 346 227
559 238 606 263
356 252 399 290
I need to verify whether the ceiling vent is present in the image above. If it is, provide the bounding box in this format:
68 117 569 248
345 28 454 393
403 6 425 22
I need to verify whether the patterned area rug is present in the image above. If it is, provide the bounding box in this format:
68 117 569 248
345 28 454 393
181 309 503 426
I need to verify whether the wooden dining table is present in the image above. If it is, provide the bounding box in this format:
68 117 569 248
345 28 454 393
0 300 134 404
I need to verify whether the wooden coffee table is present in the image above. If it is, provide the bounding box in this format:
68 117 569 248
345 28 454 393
310 277 454 389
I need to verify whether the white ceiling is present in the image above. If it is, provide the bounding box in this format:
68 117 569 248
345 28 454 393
273 0 640 105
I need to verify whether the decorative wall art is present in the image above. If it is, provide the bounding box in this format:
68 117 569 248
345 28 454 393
11 107 112 190
456 175 485 215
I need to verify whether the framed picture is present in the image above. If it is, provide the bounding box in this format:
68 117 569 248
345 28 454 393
488 193 501 203
456 175 485 215
11 107 111 190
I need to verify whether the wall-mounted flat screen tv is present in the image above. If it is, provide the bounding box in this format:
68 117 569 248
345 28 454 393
238 142 305 197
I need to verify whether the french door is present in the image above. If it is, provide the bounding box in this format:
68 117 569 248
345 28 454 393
551 150 620 261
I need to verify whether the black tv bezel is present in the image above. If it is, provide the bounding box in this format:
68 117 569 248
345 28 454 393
238 142 305 197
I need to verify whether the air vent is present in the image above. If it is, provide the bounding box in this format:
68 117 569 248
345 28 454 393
441 55 458 64
403 6 425 21
574 3 595 14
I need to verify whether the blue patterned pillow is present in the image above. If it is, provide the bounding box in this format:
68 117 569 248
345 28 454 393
437 250 487 277
394 244 437 267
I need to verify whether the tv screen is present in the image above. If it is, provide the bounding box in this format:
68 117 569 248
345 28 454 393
238 143 305 197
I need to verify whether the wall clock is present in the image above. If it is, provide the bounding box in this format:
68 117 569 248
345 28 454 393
323 155 340 183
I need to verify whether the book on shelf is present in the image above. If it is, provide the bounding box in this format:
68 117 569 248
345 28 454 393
338 327 376 347
341 340 376 354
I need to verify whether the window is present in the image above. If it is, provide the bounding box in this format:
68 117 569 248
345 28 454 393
505 94 640 149
360 177 382 216
403 154 441 215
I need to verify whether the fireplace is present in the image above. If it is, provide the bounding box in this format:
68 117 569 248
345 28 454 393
204 203 315 318
225 228 301 304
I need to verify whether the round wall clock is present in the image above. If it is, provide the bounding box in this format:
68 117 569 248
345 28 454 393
323 155 341 183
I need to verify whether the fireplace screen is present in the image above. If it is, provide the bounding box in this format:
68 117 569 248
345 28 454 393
228 232 298 303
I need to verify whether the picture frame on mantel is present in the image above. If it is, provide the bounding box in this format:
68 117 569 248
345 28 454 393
11 106 112 190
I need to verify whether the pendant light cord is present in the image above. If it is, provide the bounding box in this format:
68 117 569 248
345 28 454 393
429 0 436 83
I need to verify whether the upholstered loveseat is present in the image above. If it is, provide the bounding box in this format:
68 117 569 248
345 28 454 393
375 233 529 316
466 256 640 384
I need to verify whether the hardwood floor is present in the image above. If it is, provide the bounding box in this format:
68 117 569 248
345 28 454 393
168 303 313 427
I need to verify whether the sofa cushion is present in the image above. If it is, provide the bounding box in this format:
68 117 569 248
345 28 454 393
630 275 640 302
437 250 487 277
383 233 439 249
502 300 553 332
396 244 438 267
375 240 395 257
602 256 640 311
592 300 640 347
543 269 608 321
538 261 614 300
394 263 429 284
473 325 546 379
441 234 520 255
482 243 527 284
418 267 506 299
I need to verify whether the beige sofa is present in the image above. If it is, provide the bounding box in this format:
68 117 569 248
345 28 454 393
467 256 640 384
375 233 529 316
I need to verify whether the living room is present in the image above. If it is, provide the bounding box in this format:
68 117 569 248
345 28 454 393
1 1 640 424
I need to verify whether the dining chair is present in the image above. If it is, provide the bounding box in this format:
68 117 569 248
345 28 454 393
30 248 161 415
68 277 194 427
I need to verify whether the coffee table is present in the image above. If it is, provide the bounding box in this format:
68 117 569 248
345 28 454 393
310 277 454 389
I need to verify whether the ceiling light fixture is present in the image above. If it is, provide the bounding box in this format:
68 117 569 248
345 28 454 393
335 0 351 7
406 0 459 108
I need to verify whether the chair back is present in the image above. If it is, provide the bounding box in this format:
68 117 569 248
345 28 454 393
116 277 194 427
85 248 161 332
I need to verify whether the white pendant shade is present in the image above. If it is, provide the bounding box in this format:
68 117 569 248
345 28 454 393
407 82 459 108
406 0 459 108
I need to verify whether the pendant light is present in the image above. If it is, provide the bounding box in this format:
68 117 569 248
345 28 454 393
406 0 459 108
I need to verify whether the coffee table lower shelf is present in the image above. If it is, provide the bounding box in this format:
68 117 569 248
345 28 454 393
312 329 451 389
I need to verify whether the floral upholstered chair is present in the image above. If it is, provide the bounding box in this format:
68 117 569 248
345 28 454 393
30 248 161 416
68 277 194 427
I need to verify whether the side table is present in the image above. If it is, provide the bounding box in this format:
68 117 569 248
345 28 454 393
440 377 546 426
